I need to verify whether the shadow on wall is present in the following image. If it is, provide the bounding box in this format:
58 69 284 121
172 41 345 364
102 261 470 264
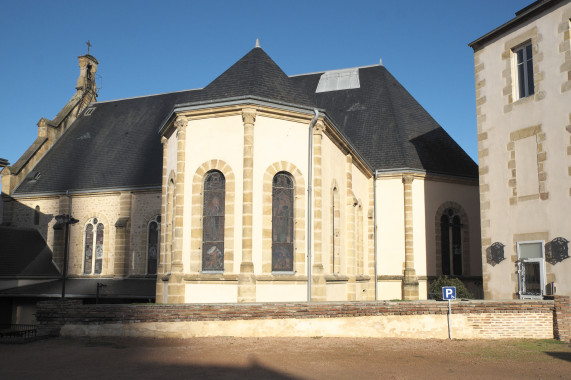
416 132 483 299
0 198 55 243
409 128 478 178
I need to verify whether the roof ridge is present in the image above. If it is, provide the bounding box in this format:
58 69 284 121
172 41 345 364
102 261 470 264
95 88 203 105
289 63 383 78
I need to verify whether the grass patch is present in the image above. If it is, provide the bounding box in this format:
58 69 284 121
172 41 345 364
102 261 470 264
389 299 414 302
467 339 569 361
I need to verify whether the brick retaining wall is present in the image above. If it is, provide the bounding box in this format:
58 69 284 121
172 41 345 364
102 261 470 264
552 295 571 341
35 297 570 340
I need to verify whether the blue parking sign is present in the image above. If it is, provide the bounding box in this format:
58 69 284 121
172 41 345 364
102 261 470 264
442 286 456 300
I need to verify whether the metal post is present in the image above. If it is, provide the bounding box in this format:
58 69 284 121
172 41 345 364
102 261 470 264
55 211 78 299
96 282 106 304
61 221 70 299
448 299 452 340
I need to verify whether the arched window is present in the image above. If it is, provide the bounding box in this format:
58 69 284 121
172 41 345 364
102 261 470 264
331 186 340 273
34 206 40 225
84 218 104 275
166 178 175 271
440 208 462 275
147 215 160 275
272 172 294 272
202 170 225 271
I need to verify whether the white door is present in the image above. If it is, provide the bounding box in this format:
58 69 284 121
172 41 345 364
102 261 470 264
517 241 545 299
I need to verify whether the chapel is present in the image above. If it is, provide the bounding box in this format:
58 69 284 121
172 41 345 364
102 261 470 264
1 44 481 317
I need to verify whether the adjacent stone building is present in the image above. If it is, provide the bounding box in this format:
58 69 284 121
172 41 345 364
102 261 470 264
469 0 571 299
1 44 480 317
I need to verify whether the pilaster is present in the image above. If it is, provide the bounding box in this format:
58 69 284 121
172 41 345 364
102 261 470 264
402 174 419 300
156 136 169 302
159 137 168 275
311 120 326 301
346 154 356 300
51 195 71 271
167 117 187 303
238 108 256 302
113 191 131 278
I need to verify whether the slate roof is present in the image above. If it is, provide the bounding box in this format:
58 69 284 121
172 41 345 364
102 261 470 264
15 90 201 195
291 66 478 175
0 226 60 277
13 47 476 196
469 0 567 50
0 278 156 299
199 47 314 107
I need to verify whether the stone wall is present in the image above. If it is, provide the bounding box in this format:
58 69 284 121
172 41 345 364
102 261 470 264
36 297 570 340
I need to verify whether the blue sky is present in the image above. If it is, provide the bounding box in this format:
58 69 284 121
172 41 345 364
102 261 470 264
0 0 531 172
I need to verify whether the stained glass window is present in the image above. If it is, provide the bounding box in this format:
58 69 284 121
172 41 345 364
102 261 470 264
440 209 462 276
84 218 104 275
440 215 450 275
272 172 294 272
84 224 94 274
95 224 104 274
147 215 160 275
202 171 225 271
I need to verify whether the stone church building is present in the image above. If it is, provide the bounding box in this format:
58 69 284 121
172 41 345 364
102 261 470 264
1 45 480 313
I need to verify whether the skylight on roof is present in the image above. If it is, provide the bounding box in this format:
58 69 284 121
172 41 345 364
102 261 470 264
315 68 360 93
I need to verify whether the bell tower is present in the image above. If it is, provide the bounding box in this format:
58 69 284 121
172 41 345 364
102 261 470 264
76 54 98 93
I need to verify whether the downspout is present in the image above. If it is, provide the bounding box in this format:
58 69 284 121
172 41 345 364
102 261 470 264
307 109 320 302
374 170 379 300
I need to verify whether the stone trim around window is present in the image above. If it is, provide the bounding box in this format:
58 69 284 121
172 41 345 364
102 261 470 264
502 27 545 113
512 232 550 298
190 160 236 275
262 161 305 275
507 124 548 204
82 215 109 276
559 10 571 93
434 201 471 276
136 208 161 276
146 214 161 275
330 179 341 274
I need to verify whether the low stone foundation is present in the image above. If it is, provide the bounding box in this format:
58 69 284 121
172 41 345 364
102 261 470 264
36 297 571 340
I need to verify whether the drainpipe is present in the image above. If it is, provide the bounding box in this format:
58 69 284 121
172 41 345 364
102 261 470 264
374 170 379 300
307 109 320 302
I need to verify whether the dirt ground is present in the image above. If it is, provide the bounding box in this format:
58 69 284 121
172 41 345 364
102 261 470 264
1 337 570 380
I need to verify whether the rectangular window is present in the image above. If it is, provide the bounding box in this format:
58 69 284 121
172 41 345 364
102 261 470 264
514 43 534 99
517 240 545 299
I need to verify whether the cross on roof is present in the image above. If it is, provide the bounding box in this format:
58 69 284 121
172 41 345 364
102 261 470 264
86 40 92 55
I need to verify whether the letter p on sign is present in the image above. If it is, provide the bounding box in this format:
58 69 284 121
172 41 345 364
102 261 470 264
442 286 456 300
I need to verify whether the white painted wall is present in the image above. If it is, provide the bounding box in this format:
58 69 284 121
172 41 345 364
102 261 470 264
475 2 571 298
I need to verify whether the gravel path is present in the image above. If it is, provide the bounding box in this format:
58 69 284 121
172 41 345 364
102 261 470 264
1 337 570 379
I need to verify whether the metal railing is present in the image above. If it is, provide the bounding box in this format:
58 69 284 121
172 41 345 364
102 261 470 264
0 324 38 339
